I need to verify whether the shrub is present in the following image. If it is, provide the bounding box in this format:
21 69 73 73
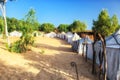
8 34 34 53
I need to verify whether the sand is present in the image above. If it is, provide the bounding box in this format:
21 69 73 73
0 36 98 80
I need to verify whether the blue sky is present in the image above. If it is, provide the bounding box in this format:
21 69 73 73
3 0 120 30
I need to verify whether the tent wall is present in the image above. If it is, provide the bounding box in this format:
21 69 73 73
87 44 93 60
95 43 120 80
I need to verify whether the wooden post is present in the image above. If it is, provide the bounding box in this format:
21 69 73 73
102 37 107 80
82 43 84 57
98 34 107 80
86 43 88 62
92 32 96 74
71 62 79 80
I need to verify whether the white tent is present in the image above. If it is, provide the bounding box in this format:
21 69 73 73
66 32 73 44
32 31 39 37
72 33 80 51
72 33 80 42
77 36 93 57
95 29 120 80
10 31 22 37
58 32 66 39
105 29 120 48
86 43 93 60
61 32 66 39
56 33 60 38
44 32 56 38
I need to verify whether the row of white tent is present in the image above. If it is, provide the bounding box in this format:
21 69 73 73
56 32 92 57
57 30 120 80
9 30 120 80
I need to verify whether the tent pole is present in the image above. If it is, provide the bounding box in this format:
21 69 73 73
98 34 107 80
92 32 96 74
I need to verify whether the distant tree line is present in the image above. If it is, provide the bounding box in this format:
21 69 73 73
0 16 87 33
0 9 119 36
0 16 40 33
57 20 87 33
0 12 87 34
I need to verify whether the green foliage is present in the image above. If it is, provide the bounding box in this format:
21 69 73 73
0 16 4 34
57 24 69 32
7 8 39 53
69 20 87 32
9 34 34 53
23 8 40 32
0 8 40 33
39 23 55 33
7 17 18 32
24 8 37 24
118 25 120 29
111 15 119 31
8 40 25 53
92 9 119 37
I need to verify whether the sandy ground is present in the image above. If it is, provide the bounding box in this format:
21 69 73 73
0 36 98 80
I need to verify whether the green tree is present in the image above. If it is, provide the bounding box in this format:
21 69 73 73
111 15 119 32
57 24 69 32
24 8 40 32
92 9 119 37
40 23 55 33
24 8 36 24
7 17 18 32
118 25 120 29
69 20 86 32
8 8 40 53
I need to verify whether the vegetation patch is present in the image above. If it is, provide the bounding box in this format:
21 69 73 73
8 34 34 53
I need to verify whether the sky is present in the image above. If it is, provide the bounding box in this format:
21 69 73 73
1 0 120 30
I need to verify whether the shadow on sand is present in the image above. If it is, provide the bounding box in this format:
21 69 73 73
0 38 98 80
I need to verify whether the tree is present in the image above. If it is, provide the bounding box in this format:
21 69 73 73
23 8 40 32
57 24 69 32
92 9 119 37
0 0 10 46
92 9 119 80
7 17 18 32
69 20 86 32
40 23 55 33
118 25 120 29
111 15 119 32
0 0 16 46
24 8 36 24
8 8 40 53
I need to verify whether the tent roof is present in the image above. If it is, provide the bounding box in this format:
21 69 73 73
105 29 120 48
66 32 73 35
72 33 80 41
96 29 120 48
79 36 93 44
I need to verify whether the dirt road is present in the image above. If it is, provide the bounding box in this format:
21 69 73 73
0 37 98 80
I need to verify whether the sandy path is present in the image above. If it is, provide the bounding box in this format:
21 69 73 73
0 37 98 80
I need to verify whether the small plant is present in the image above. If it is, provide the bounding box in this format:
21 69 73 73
8 34 34 53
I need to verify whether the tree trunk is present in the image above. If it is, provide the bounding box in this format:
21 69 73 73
98 34 107 80
92 32 96 74
102 37 107 80
0 3 10 46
